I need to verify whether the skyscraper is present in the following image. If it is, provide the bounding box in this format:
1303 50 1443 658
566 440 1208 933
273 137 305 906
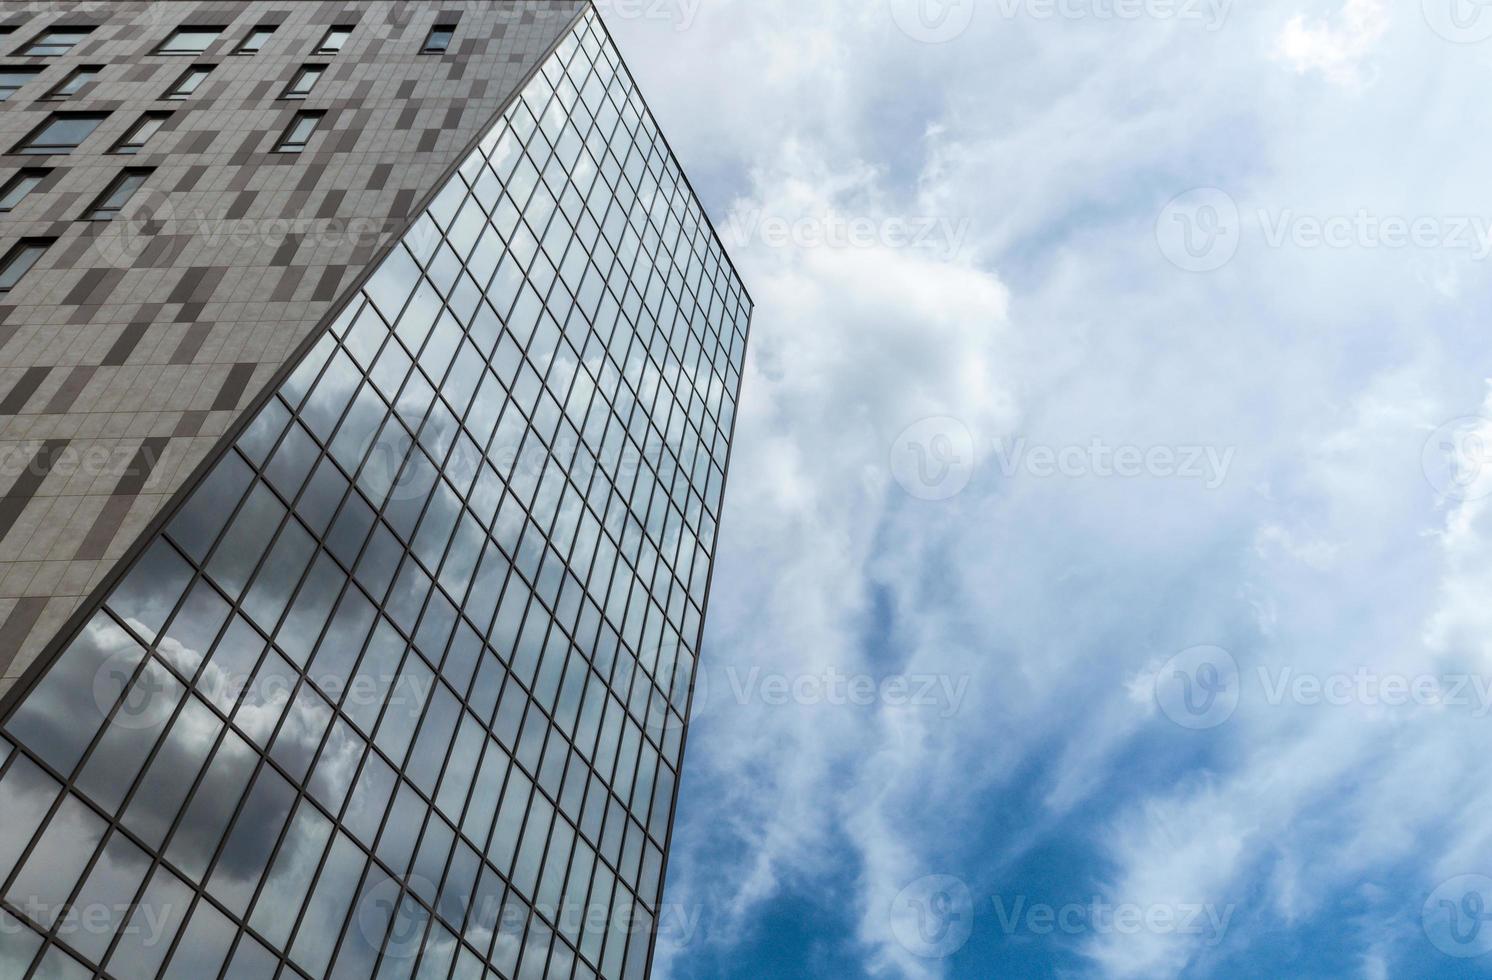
0 3 751 979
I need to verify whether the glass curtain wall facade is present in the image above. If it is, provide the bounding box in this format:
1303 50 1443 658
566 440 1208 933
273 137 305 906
0 8 750 980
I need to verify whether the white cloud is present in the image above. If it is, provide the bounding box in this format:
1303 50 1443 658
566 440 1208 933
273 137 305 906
1274 0 1390 87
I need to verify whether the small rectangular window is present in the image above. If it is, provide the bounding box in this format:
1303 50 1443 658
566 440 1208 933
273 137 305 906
43 65 101 100
110 111 170 155
422 25 456 53
314 26 353 54
19 27 94 57
154 27 223 55
281 64 325 100
164 64 213 99
11 111 109 155
0 170 49 212
83 168 153 221
0 68 40 101
235 24 277 54
0 239 54 294
0 27 16 38
275 111 325 153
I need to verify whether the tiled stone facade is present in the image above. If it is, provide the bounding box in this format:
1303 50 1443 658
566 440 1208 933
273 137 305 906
0 0 586 692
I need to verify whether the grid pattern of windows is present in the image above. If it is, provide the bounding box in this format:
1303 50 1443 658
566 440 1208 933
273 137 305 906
0 9 748 980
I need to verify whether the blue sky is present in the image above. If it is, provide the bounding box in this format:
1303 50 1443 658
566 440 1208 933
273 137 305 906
606 1 1492 977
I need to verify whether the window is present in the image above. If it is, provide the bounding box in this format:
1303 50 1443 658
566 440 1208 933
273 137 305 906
11 112 108 155
83 169 152 221
0 68 39 101
0 239 53 293
164 64 213 99
19 27 93 57
422 25 456 53
235 24 277 54
275 111 325 153
314 26 353 54
154 27 223 55
0 170 48 212
43 65 101 100
281 64 324 100
110 112 170 155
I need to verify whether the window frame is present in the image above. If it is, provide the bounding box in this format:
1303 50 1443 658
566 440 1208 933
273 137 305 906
153 26 224 56
163 64 214 100
234 24 278 55
280 63 326 101
0 169 49 213
41 64 102 100
10 111 110 156
0 67 40 101
421 24 457 54
313 26 354 55
274 110 326 153
0 238 55 294
109 111 172 156
81 168 154 222
18 26 94 57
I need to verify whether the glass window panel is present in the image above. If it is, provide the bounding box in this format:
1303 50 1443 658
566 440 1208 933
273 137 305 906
105 865 193 979
0 911 42 978
75 657 184 813
0 756 62 885
241 518 315 631
170 452 253 560
120 694 221 848
289 831 366 976
206 482 286 599
207 765 296 917
344 750 397 846
160 898 236 980
7 792 106 931
309 716 364 814
375 780 425 875
5 613 144 777
32 946 91 980
165 728 257 883
269 678 334 782
249 799 334 946
222 934 278 980
329 865 395 980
